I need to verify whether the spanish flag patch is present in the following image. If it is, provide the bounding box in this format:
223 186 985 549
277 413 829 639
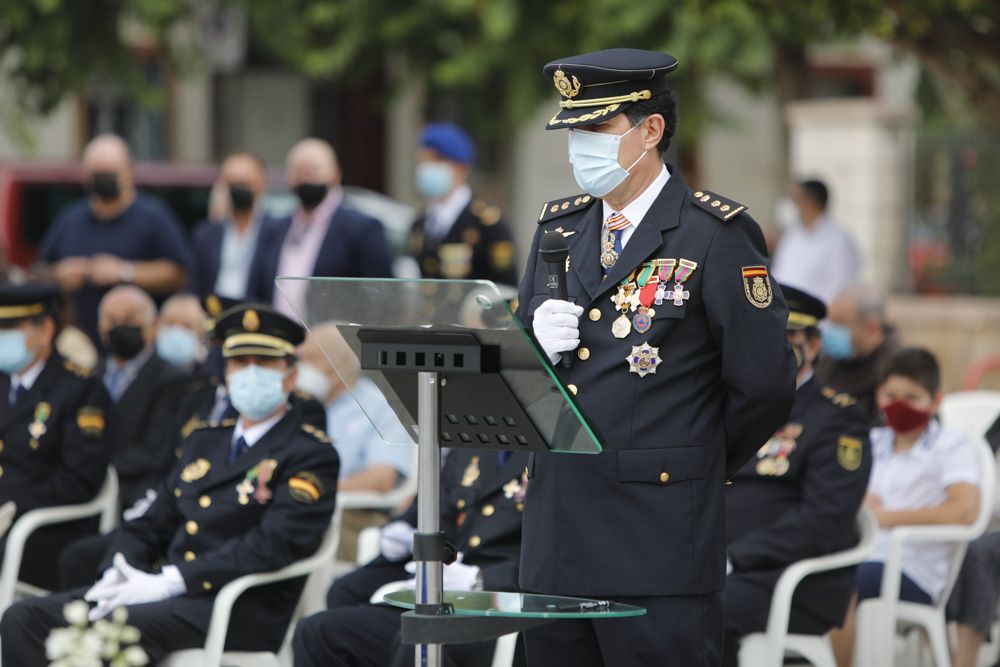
289 472 324 504
741 266 773 309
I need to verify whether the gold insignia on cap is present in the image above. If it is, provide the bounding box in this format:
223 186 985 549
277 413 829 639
837 435 863 471
207 295 222 317
243 309 260 332
552 69 581 99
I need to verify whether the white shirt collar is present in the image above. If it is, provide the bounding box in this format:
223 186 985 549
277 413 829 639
233 408 287 449
426 184 472 239
12 357 45 391
601 164 670 230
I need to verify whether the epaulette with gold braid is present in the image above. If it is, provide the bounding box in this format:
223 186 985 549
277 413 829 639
690 189 746 221
538 193 595 224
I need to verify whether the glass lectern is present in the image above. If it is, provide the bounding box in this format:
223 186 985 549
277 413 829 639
276 277 644 666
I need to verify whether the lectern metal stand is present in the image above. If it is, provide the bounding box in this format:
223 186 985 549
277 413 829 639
414 371 443 666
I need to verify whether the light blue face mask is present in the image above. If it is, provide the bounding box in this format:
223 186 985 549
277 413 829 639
155 326 202 369
226 364 289 421
567 120 648 198
0 329 34 375
820 323 854 360
415 162 454 200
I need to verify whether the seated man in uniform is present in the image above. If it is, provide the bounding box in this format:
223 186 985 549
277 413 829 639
1 304 341 663
0 283 111 590
723 285 873 665
293 448 528 667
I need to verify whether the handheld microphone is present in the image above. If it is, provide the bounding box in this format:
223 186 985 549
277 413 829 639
539 231 573 370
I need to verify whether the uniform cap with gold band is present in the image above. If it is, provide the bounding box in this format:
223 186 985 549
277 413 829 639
542 48 679 130
778 284 827 331
0 283 61 324
213 304 305 358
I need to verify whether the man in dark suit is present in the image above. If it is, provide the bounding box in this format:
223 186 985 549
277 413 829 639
723 285 873 665
408 123 519 288
246 138 393 317
0 284 111 590
292 448 528 667
190 152 269 301
514 49 796 665
1 304 341 663
96 286 187 507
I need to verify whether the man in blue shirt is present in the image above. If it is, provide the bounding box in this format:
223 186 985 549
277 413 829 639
35 134 191 345
296 323 413 560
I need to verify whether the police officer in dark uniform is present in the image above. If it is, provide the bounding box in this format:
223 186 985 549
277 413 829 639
723 285 873 665
515 49 797 665
0 284 111 590
292 448 528 667
1 304 341 663
409 123 519 287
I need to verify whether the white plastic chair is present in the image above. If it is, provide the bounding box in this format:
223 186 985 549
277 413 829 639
0 466 118 611
854 439 996 667
367 581 518 667
159 503 342 667
738 508 879 667
940 391 1000 446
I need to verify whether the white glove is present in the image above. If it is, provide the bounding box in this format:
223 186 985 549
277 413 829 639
532 299 583 364
404 553 482 592
86 553 186 620
84 564 126 609
122 488 157 522
380 520 416 561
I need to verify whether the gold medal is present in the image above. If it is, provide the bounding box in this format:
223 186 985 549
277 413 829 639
612 314 631 338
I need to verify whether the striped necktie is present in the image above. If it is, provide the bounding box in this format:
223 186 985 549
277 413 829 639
601 211 630 273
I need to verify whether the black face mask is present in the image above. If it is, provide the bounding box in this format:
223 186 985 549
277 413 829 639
294 183 328 210
107 325 146 360
228 184 255 214
88 172 121 202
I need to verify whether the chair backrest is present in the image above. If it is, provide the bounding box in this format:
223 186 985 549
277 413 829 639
98 467 119 533
935 439 996 609
940 391 1000 443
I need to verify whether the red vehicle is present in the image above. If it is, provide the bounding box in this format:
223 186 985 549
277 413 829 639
0 162 219 269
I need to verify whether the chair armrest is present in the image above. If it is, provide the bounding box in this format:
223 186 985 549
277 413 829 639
337 490 409 511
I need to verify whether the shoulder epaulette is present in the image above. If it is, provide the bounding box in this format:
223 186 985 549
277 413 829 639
301 423 333 444
192 417 237 432
690 190 746 221
470 200 502 226
821 387 857 408
538 193 594 224
63 360 94 378
184 376 217 393
294 388 316 401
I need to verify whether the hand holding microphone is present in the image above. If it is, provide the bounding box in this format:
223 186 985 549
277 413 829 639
534 230 581 367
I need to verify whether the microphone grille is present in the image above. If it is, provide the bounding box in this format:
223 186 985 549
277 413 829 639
539 230 570 261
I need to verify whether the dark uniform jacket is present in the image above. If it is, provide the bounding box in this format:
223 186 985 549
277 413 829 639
409 200 519 288
515 169 796 597
399 449 528 591
102 407 340 652
726 377 872 626
0 353 110 515
189 216 272 300
246 204 394 306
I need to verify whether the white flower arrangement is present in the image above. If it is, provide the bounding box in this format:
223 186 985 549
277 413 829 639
45 601 149 667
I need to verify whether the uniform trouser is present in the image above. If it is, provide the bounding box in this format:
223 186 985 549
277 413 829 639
523 591 724 667
58 529 117 589
293 558 496 667
723 575 830 667
0 588 206 664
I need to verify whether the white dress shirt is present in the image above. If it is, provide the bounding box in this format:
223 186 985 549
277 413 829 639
771 213 860 304
425 184 472 242
601 164 670 247
9 357 45 403
232 409 287 450
867 421 982 599
214 216 262 299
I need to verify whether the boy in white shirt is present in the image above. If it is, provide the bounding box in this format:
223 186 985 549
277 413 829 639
831 347 982 665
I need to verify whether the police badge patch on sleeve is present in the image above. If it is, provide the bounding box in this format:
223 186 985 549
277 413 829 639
741 266 773 308
837 436 863 471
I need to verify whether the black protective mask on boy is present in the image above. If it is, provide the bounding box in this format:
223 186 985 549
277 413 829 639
294 183 328 210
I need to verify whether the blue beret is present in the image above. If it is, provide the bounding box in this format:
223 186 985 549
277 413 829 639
420 123 475 165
